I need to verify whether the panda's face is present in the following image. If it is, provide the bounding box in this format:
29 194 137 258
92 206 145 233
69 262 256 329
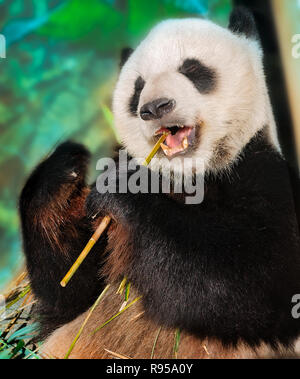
113 14 274 175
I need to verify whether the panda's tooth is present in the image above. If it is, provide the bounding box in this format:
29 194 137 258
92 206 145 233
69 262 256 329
182 137 189 149
160 143 172 156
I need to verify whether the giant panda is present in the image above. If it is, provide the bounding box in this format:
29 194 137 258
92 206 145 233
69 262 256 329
19 7 300 359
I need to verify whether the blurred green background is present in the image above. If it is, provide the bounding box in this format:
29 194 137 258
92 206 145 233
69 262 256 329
0 0 232 291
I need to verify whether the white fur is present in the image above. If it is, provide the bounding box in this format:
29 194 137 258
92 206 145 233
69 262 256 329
113 18 280 177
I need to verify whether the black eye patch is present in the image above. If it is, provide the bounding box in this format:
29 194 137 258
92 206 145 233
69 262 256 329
179 59 217 94
129 76 145 117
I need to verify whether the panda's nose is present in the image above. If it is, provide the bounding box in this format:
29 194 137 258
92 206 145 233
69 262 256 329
140 98 176 121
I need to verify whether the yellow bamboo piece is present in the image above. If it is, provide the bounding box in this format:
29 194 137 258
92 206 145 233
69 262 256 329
104 349 132 359
117 276 127 295
142 133 168 167
60 216 111 287
60 133 169 288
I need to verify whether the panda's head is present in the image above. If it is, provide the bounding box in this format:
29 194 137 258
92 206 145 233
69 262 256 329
113 8 279 176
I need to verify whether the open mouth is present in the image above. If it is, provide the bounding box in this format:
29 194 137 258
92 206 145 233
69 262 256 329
155 125 196 157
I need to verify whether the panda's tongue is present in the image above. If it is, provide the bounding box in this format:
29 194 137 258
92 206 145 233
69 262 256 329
165 128 190 148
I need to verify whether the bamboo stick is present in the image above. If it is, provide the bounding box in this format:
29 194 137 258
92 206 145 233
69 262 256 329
60 133 169 287
60 216 111 287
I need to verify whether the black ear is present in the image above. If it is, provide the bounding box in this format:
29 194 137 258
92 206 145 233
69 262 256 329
120 47 134 68
228 7 258 39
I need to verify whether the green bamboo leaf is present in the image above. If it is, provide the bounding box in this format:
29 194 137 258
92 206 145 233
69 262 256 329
0 349 13 359
124 282 131 302
11 340 25 358
117 277 127 295
92 296 142 335
151 327 162 359
2 285 31 314
7 324 38 343
173 329 181 359
23 347 42 360
64 284 111 359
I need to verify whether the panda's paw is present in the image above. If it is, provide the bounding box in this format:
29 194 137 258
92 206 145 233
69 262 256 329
85 186 124 222
45 141 91 186
86 172 141 223
20 141 91 210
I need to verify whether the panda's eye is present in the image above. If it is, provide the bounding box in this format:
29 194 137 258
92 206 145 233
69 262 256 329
179 59 217 94
129 76 145 117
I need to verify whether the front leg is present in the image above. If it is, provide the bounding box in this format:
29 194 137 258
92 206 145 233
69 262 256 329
20 142 107 338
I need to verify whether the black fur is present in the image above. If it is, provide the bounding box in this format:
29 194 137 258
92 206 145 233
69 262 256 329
129 76 145 117
120 47 134 68
179 59 217 94
19 142 107 339
20 134 300 349
229 7 259 39
86 132 300 349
